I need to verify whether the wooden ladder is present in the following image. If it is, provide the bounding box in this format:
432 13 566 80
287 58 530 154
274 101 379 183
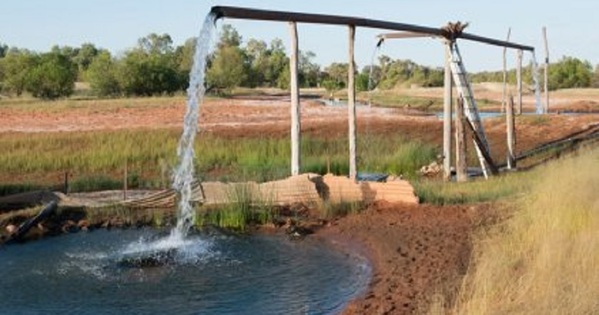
448 42 497 178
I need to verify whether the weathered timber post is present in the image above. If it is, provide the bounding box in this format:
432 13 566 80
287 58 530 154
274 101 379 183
543 26 550 113
506 95 517 169
123 161 128 201
516 49 523 115
455 95 468 182
63 171 69 195
443 40 453 181
348 25 357 180
289 21 301 176
502 28 511 113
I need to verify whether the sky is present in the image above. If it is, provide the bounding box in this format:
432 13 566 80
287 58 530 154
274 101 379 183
1 0 598 72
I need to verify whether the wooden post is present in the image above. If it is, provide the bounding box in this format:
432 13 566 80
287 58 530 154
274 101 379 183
542 26 550 113
289 21 301 176
443 41 453 181
501 28 511 113
123 162 128 201
455 95 468 182
348 25 357 180
516 49 523 115
63 171 69 195
506 95 517 169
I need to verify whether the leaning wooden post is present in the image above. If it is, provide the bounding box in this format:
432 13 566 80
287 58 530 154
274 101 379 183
542 26 550 113
289 21 301 176
348 25 357 180
455 95 468 182
506 95 517 169
516 49 523 115
501 28 511 113
443 40 453 181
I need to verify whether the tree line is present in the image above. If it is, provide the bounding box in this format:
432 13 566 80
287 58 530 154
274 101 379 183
1 25 598 100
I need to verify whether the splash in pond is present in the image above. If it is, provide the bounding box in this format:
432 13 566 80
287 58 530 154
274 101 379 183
0 229 370 315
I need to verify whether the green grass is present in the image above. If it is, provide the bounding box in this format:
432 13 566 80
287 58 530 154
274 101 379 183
414 170 540 205
0 129 438 195
358 91 500 112
363 93 443 111
195 184 276 231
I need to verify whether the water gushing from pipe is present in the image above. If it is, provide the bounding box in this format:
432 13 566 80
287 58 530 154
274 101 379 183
530 51 544 114
170 13 216 241
367 44 381 106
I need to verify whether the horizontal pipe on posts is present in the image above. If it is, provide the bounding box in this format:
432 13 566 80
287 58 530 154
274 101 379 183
210 6 535 51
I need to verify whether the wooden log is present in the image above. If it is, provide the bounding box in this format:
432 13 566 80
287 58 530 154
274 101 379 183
507 95 517 169
502 28 511 113
443 41 453 181
455 95 468 182
348 25 357 180
289 21 301 176
123 161 128 201
517 49 523 115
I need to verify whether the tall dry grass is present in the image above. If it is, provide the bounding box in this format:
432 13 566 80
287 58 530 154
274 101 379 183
451 149 599 314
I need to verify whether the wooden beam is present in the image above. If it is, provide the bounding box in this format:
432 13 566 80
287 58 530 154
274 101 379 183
506 95 517 169
516 49 523 115
348 25 358 180
211 6 535 51
289 22 301 176
502 27 511 113
455 96 467 182
443 41 453 181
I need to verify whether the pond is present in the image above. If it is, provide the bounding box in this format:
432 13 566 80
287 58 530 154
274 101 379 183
0 229 370 315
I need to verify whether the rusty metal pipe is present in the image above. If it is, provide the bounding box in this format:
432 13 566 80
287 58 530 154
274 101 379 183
210 6 534 51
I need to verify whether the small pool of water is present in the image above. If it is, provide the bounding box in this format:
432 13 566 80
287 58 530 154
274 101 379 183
0 229 370 315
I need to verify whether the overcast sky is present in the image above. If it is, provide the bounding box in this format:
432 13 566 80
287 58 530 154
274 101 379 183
1 0 597 71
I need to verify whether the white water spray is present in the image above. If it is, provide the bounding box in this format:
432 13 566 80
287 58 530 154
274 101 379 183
170 14 216 241
530 51 544 114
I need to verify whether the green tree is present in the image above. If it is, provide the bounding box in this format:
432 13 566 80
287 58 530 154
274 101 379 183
87 51 121 97
591 65 599 88
206 45 246 93
218 24 242 48
324 62 349 88
263 39 288 87
0 43 7 58
548 56 592 90
25 52 77 99
298 50 320 87
118 33 183 96
244 38 268 87
0 49 38 96
73 43 99 78
174 37 198 87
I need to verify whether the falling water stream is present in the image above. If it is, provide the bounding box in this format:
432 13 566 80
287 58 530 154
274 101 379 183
531 51 544 114
170 14 216 241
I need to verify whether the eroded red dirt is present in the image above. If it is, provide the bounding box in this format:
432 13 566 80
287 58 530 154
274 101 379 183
317 201 500 315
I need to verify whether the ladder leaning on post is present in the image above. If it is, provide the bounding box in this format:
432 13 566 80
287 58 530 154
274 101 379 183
446 40 497 178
